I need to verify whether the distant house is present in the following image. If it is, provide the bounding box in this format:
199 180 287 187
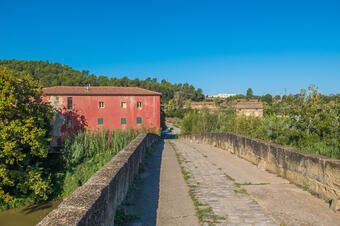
235 100 263 117
212 93 236 99
43 86 161 146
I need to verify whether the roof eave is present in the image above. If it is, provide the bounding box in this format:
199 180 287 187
44 93 162 96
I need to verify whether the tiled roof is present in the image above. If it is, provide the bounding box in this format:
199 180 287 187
43 86 162 96
235 101 263 109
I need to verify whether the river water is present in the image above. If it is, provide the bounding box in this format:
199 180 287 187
0 200 61 226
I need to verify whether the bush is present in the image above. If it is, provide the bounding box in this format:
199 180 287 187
0 67 53 209
59 128 138 197
180 103 340 159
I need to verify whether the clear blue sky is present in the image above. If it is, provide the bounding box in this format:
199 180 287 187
1 0 340 95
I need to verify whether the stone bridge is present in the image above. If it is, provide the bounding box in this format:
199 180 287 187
39 132 340 226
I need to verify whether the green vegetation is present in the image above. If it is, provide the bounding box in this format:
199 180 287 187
170 141 225 224
224 174 235 181
59 128 138 197
114 207 139 226
180 86 340 159
235 182 269 187
0 59 205 129
0 59 204 105
0 66 146 209
0 67 54 209
233 188 248 195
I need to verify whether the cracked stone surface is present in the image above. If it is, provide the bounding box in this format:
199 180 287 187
125 138 340 226
171 140 277 225
173 139 340 226
126 140 199 226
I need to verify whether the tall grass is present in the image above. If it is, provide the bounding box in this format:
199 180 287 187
180 109 340 159
60 127 138 197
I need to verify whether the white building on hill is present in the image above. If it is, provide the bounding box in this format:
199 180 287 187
213 94 236 99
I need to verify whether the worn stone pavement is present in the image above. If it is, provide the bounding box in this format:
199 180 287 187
172 139 340 226
171 140 277 226
126 140 198 226
125 138 340 226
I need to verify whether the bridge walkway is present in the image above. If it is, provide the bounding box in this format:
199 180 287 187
125 139 340 226
171 139 340 226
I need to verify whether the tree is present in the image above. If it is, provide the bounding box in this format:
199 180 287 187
214 98 223 106
195 88 204 101
0 59 206 114
261 94 273 105
0 67 53 207
273 95 281 102
246 88 253 99
172 91 185 110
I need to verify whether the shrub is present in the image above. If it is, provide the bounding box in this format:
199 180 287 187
0 67 53 209
59 128 139 197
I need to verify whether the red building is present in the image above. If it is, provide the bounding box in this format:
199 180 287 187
43 86 161 145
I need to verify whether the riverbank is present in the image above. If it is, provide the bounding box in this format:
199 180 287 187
0 200 61 226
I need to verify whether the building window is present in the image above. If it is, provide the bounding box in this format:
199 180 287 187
137 101 142 109
67 120 72 126
137 117 142 124
98 118 103 125
121 118 127 124
99 101 104 108
121 102 127 109
67 97 72 110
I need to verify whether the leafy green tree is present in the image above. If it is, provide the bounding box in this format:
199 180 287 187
273 95 281 102
0 67 53 208
0 59 205 106
167 99 175 112
172 91 185 110
261 94 273 105
214 98 223 106
180 85 339 159
246 88 253 99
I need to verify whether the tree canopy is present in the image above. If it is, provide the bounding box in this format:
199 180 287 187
0 67 54 208
180 86 340 159
0 59 205 104
246 88 253 99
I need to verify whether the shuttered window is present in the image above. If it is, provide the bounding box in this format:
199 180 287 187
137 117 142 124
121 118 127 124
98 118 103 125
67 97 72 110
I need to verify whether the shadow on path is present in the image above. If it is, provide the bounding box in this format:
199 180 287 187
125 140 165 226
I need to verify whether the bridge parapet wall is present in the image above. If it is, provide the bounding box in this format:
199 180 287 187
180 133 340 212
38 133 160 226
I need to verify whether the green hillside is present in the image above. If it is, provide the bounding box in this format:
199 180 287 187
0 59 204 104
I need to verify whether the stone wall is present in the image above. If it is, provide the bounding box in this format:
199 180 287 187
180 133 340 212
38 133 160 226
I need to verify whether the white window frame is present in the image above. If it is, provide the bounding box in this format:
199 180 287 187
99 101 105 108
137 101 142 109
121 102 127 109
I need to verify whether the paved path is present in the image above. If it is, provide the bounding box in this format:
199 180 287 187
124 138 340 226
126 140 198 226
171 139 340 226
171 140 277 225
156 141 199 225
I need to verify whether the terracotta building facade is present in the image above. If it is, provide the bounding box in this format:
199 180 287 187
43 86 161 146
